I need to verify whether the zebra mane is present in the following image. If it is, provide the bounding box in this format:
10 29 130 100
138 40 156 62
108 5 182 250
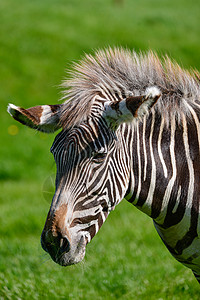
60 48 200 128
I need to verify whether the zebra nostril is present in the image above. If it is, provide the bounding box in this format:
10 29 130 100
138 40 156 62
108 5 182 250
60 237 70 253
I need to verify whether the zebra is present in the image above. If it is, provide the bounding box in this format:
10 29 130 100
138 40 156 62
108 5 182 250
8 48 200 283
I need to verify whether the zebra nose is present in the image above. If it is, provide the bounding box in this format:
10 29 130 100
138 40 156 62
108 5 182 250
60 237 70 253
41 231 70 257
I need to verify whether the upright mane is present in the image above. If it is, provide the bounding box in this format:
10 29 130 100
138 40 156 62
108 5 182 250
60 48 200 128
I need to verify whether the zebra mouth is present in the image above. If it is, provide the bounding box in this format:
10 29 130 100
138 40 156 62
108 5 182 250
54 235 86 266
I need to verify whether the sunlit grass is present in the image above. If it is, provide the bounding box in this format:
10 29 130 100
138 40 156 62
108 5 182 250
0 181 199 299
1 0 200 298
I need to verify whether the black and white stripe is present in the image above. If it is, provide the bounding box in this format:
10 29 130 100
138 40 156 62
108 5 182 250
124 104 200 282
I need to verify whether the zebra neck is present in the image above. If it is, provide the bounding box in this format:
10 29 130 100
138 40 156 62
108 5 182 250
124 106 200 228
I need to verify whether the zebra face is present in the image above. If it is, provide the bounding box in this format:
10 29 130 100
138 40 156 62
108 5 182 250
8 84 160 266
40 119 126 266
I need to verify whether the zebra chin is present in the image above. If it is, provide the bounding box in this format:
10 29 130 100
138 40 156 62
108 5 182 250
54 246 86 267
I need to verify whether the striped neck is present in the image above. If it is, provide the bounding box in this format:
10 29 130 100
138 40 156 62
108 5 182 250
125 106 200 227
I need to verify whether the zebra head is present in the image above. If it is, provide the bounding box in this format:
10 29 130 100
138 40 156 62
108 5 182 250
8 87 160 266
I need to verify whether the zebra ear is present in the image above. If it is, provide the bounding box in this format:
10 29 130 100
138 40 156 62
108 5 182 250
103 87 161 128
7 103 61 133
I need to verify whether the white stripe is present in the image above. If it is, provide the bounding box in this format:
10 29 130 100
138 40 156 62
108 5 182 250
72 219 98 231
182 114 194 211
172 185 181 213
141 111 156 215
95 220 99 235
143 115 147 181
101 210 106 223
125 124 135 201
136 122 141 200
156 115 176 223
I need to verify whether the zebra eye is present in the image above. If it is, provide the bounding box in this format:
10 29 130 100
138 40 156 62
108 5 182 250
92 151 107 162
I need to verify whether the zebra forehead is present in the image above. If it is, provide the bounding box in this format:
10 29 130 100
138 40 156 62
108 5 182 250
52 117 111 150
58 48 200 129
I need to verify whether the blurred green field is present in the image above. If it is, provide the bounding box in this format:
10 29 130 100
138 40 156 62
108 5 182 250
1 0 200 298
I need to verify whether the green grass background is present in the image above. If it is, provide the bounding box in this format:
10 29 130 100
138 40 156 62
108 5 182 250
1 0 200 298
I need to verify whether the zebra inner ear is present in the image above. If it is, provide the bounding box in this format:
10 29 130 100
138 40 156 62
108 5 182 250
7 103 61 133
103 87 161 128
